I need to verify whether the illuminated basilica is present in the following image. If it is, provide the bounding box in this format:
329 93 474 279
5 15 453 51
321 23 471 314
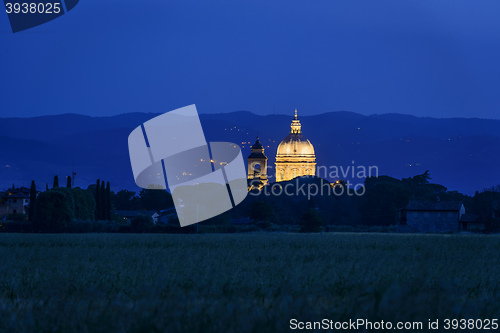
247 109 316 186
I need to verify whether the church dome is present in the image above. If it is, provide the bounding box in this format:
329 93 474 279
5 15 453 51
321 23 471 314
274 109 317 182
276 110 315 157
277 133 315 157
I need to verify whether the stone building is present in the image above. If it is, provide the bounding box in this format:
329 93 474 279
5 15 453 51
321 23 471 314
397 200 465 233
275 109 316 182
0 186 31 216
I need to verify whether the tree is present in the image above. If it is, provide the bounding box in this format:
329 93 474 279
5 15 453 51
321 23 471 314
51 187 95 222
401 170 441 200
131 214 154 233
95 179 101 220
139 189 174 211
29 180 37 222
100 180 106 220
248 200 274 222
300 208 323 232
53 175 59 188
45 183 49 191
33 191 74 232
470 190 500 223
66 176 72 189
361 176 411 226
112 189 140 210
71 187 96 221
106 182 111 220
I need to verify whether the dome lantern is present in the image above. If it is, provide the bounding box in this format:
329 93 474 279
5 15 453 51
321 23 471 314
290 109 301 134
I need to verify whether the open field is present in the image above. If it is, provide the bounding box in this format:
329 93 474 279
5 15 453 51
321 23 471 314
0 233 499 332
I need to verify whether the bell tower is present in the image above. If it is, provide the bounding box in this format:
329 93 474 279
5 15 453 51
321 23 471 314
247 137 268 185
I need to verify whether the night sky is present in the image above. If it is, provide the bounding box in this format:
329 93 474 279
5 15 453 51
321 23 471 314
1 0 499 119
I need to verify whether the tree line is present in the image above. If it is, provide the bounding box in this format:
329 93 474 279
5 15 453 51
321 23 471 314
3 171 500 233
20 176 175 232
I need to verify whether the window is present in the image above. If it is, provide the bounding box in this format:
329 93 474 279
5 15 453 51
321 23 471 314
253 163 261 176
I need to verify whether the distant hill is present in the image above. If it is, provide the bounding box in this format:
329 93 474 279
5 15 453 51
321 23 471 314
1 111 500 195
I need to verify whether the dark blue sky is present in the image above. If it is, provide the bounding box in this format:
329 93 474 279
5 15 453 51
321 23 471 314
1 0 500 118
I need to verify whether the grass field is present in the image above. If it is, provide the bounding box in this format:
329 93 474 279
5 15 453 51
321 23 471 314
0 233 499 332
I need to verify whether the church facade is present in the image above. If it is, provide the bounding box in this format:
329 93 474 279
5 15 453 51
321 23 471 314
247 109 316 185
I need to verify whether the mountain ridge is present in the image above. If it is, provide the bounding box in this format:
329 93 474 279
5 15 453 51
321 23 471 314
1 111 499 194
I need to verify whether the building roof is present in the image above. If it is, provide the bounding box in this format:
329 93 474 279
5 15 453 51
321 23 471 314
248 137 267 159
406 200 463 211
4 192 29 199
460 213 482 223
160 207 176 215
250 137 263 150
115 210 157 217
248 152 267 159
1 187 31 199
277 133 315 157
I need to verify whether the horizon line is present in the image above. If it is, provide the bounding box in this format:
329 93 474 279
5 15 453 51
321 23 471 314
1 110 500 121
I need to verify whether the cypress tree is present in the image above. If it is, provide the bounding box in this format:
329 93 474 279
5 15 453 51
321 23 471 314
106 181 111 220
95 179 101 220
29 180 37 222
53 175 59 188
66 176 72 189
46 183 49 191
100 180 106 220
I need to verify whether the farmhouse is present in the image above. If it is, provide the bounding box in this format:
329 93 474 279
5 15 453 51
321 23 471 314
0 186 31 216
397 200 465 233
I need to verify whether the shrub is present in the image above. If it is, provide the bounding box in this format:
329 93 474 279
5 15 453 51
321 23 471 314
300 208 324 233
131 215 154 233
5 213 28 222
1 221 32 232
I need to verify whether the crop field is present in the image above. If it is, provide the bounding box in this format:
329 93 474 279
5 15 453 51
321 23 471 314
0 233 499 332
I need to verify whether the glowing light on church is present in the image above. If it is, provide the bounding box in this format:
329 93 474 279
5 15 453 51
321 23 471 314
247 109 316 187
275 109 316 182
